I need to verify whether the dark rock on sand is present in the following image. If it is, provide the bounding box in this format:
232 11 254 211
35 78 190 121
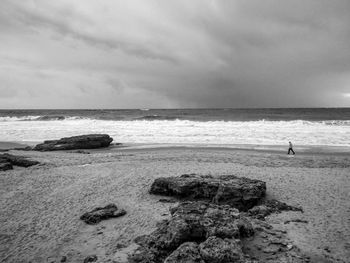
129 175 308 263
33 134 113 151
150 174 266 211
249 199 303 219
83 255 98 263
0 153 39 171
0 153 40 167
130 201 252 263
80 204 126 225
0 162 13 171
130 200 308 263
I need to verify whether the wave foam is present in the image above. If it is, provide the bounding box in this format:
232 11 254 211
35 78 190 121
0 118 349 147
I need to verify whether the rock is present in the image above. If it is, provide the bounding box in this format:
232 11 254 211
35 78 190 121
83 255 97 263
0 162 13 171
264 199 303 213
0 153 40 167
236 217 255 238
248 199 303 219
33 134 113 151
60 256 67 262
0 154 39 170
199 236 244 263
164 242 204 263
129 201 252 263
150 174 266 210
284 219 308 224
248 205 270 219
80 204 126 225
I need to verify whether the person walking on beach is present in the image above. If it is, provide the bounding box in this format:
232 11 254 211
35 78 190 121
288 141 295 155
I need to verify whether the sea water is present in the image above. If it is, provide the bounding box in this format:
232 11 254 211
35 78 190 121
0 108 349 148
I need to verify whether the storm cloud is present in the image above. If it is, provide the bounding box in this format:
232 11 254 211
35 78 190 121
0 0 349 108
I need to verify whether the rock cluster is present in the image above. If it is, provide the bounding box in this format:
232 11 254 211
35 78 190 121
80 204 126 225
150 174 266 211
128 174 307 263
0 153 39 171
33 134 113 151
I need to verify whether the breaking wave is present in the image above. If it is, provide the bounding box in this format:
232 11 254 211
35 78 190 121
0 118 349 147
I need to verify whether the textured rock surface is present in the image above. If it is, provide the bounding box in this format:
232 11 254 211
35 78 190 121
0 162 13 171
80 204 126 225
164 242 204 263
150 174 266 210
33 134 113 151
129 201 307 263
199 236 244 263
249 199 303 219
129 201 253 263
0 153 39 171
128 175 307 263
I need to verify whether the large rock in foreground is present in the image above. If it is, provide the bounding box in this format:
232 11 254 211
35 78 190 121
150 174 266 211
130 201 250 263
130 201 307 263
33 134 113 151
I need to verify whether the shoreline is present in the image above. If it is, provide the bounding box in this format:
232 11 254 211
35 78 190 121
1 140 349 156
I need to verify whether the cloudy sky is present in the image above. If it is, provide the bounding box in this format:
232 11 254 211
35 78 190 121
1 0 350 109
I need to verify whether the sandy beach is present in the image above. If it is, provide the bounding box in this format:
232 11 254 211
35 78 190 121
0 145 349 262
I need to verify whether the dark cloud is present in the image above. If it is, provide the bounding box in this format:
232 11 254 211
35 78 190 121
0 0 349 108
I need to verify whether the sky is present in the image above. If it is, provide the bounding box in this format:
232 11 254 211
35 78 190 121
0 0 350 109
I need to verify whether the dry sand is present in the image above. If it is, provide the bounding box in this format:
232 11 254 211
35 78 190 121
0 146 349 262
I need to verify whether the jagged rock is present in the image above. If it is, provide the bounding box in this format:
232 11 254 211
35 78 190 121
129 201 253 263
0 154 39 170
80 204 126 225
150 174 266 211
0 153 40 167
33 134 113 151
164 242 204 263
249 199 303 219
83 255 97 263
199 236 244 263
0 162 13 171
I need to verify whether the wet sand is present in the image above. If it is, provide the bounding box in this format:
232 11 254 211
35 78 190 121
0 146 349 262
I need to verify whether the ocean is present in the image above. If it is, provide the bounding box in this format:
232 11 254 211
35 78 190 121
0 108 349 148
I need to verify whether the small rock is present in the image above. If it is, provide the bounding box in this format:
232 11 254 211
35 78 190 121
84 255 97 263
60 256 67 262
0 162 13 171
80 204 126 225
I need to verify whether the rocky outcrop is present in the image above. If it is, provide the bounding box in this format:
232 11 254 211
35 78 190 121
129 201 307 263
0 153 39 171
248 199 303 219
80 204 126 225
0 162 13 171
150 174 266 211
33 134 113 151
127 174 307 263
130 201 253 263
